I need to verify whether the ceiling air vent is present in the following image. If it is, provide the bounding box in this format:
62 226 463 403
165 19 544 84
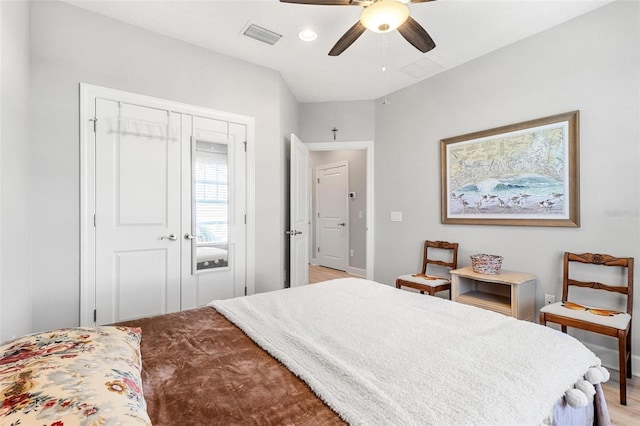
400 57 444 79
242 23 282 46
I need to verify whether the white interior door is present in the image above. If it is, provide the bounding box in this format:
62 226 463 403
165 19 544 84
317 162 349 271
290 134 309 287
180 116 247 307
94 99 181 324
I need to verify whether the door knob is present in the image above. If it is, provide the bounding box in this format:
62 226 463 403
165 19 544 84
338 223 346 226
184 233 195 240
160 234 177 241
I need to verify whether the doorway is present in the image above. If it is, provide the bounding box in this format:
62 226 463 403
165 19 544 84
80 84 255 326
306 142 374 280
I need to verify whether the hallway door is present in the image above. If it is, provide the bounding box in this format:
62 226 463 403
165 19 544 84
317 161 349 272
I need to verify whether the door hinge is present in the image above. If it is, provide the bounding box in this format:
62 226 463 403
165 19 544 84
93 214 96 227
90 117 97 133
244 286 247 296
93 309 97 322
244 214 247 225
243 141 247 152
317 212 320 218
317 178 320 184
318 247 320 253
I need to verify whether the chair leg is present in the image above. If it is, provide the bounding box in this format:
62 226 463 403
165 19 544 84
539 313 546 326
627 330 633 379
618 330 627 405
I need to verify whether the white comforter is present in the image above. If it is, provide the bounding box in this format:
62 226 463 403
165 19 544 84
209 278 601 426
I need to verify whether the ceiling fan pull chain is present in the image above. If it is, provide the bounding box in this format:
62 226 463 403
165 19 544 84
382 33 391 105
381 32 387 72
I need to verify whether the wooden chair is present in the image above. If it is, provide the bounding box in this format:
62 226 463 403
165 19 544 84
540 252 634 405
395 240 459 299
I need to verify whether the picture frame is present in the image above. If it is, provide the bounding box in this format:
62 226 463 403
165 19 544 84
440 111 579 227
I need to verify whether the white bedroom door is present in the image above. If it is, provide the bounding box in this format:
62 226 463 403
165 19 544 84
289 134 309 287
317 162 349 271
94 99 182 324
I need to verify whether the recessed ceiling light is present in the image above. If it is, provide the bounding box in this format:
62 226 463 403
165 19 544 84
298 29 318 42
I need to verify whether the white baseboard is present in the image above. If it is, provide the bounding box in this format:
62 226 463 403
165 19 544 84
310 258 318 266
346 266 366 278
581 341 639 378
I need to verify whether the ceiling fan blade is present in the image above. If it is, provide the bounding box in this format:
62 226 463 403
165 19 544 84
397 16 436 53
279 0 356 5
328 21 366 56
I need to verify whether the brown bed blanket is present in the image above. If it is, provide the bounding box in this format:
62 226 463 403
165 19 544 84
119 306 609 426
118 307 345 426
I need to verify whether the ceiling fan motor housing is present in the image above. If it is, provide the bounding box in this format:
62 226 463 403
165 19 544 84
280 0 435 56
360 0 410 33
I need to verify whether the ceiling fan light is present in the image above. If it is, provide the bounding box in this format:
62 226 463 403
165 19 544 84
360 0 410 34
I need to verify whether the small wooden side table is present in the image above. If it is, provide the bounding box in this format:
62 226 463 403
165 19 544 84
450 266 536 321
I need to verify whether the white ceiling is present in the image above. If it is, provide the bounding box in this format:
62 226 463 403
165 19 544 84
65 0 614 103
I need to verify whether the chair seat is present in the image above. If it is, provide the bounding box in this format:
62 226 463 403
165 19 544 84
396 274 450 288
540 302 631 330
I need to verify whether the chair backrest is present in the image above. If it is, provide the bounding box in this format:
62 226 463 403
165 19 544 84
421 240 459 275
562 252 635 316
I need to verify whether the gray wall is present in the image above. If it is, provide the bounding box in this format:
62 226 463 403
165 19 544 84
373 1 639 369
3 0 639 376
0 0 32 341
309 150 367 272
28 0 296 331
299 100 375 143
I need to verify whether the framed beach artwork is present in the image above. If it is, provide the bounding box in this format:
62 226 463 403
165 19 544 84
440 111 580 227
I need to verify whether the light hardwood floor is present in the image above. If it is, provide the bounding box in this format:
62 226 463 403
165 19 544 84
309 264 359 283
602 375 639 425
308 264 640 423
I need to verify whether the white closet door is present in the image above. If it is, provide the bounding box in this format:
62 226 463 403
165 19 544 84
180 115 247 307
94 99 181 324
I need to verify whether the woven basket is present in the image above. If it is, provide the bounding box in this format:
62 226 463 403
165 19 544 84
470 254 503 275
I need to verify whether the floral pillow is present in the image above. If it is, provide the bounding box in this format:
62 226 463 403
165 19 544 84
1 326 151 426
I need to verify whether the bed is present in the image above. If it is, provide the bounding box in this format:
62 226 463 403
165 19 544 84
196 246 228 269
1 278 611 425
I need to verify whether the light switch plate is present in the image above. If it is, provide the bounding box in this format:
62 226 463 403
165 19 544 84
390 211 402 222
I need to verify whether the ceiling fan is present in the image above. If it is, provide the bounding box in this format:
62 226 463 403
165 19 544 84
280 0 436 56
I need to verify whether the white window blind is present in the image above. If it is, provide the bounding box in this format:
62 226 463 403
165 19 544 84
194 141 228 245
